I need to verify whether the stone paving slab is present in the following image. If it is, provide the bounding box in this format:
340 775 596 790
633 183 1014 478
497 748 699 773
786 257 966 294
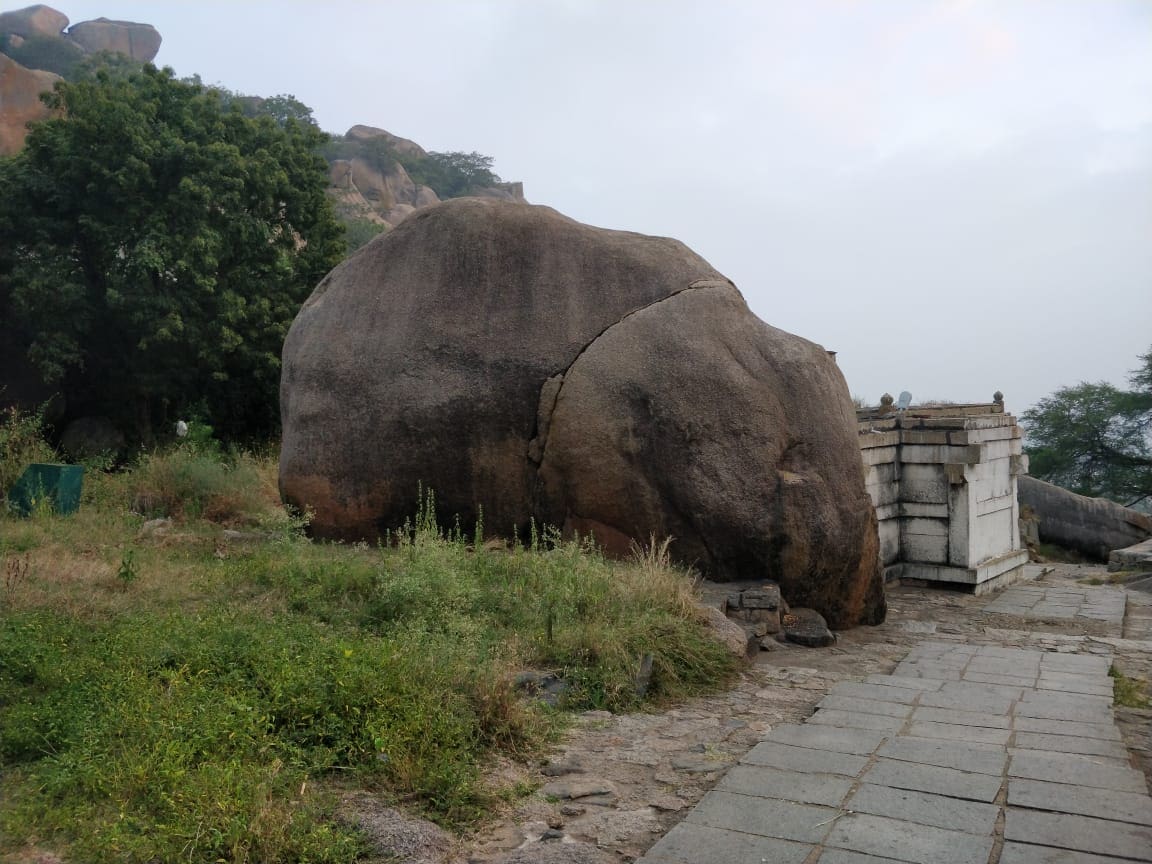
845 783 999 834
878 735 1007 774
1039 653 1112 675
740 740 869 776
1008 777 1152 826
1008 750 1149 792
767 724 889 756
1009 745 1130 767
998 842 1143 864
862 757 1004 802
916 689 1017 713
824 812 995 864
1035 676 1114 697
715 764 852 806
863 674 945 691
966 671 1039 687
809 708 906 733
684 790 836 842
1004 809 1152 860
817 852 905 864
828 681 922 704
638 637 1152 864
1013 716 1122 740
641 822 812 864
905 720 1012 746
1012 730 1131 759
911 705 1013 729
817 694 914 719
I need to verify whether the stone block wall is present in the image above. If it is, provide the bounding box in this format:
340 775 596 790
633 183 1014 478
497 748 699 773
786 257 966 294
858 401 1029 592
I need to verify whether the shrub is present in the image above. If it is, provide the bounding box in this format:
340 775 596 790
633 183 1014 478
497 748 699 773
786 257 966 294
0 405 57 503
233 509 738 713
126 447 271 524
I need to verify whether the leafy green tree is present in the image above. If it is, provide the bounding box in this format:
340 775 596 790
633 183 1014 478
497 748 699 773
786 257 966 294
0 65 345 441
406 150 500 198
218 90 319 128
1023 347 1152 507
342 217 387 251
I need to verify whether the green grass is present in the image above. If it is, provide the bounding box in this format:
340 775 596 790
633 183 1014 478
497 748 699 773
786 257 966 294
1080 572 1131 586
0 434 736 862
1109 665 1151 709
1034 542 1091 564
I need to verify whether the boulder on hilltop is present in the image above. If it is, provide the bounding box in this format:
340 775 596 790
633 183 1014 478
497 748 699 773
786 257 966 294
64 17 161 62
280 199 885 628
0 4 69 40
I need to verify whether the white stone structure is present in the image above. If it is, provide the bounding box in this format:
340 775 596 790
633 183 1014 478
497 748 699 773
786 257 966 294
858 400 1030 592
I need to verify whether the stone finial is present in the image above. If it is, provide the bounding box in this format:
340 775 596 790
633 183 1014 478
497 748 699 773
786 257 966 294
993 391 1004 405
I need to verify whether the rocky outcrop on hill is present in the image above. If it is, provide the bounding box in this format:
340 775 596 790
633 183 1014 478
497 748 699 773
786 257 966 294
0 5 159 63
0 7 512 223
347 124 427 158
0 4 162 154
1019 475 1152 562
0 51 59 154
324 125 524 231
280 198 885 629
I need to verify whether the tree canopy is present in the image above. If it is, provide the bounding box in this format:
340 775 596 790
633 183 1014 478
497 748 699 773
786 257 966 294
0 65 345 441
1023 347 1152 508
406 150 501 199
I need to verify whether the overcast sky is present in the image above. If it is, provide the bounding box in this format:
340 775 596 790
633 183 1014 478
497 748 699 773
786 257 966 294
59 0 1152 413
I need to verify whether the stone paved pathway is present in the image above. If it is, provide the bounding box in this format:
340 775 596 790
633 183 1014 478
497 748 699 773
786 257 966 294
638 636 1152 864
983 582 1128 626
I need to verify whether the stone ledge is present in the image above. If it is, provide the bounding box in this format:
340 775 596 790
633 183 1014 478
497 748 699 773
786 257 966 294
1108 538 1152 572
887 549 1031 593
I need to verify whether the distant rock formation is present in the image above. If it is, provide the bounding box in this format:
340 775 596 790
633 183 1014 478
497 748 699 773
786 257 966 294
0 7 517 223
0 4 161 154
280 198 885 629
324 125 525 231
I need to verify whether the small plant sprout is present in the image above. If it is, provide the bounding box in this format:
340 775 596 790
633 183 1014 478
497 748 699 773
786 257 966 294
117 548 139 585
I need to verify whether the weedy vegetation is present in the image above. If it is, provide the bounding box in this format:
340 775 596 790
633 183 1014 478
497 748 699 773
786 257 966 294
1109 665 1151 709
0 414 735 863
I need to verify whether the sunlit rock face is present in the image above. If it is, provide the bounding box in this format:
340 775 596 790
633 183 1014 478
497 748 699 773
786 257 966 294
0 52 59 155
280 198 885 628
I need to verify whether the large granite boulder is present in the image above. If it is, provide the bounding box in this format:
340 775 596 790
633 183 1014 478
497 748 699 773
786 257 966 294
0 5 68 40
0 52 59 155
1019 475 1152 562
281 199 885 627
64 17 161 62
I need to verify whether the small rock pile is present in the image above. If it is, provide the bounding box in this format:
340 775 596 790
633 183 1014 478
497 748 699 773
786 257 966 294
721 581 837 649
